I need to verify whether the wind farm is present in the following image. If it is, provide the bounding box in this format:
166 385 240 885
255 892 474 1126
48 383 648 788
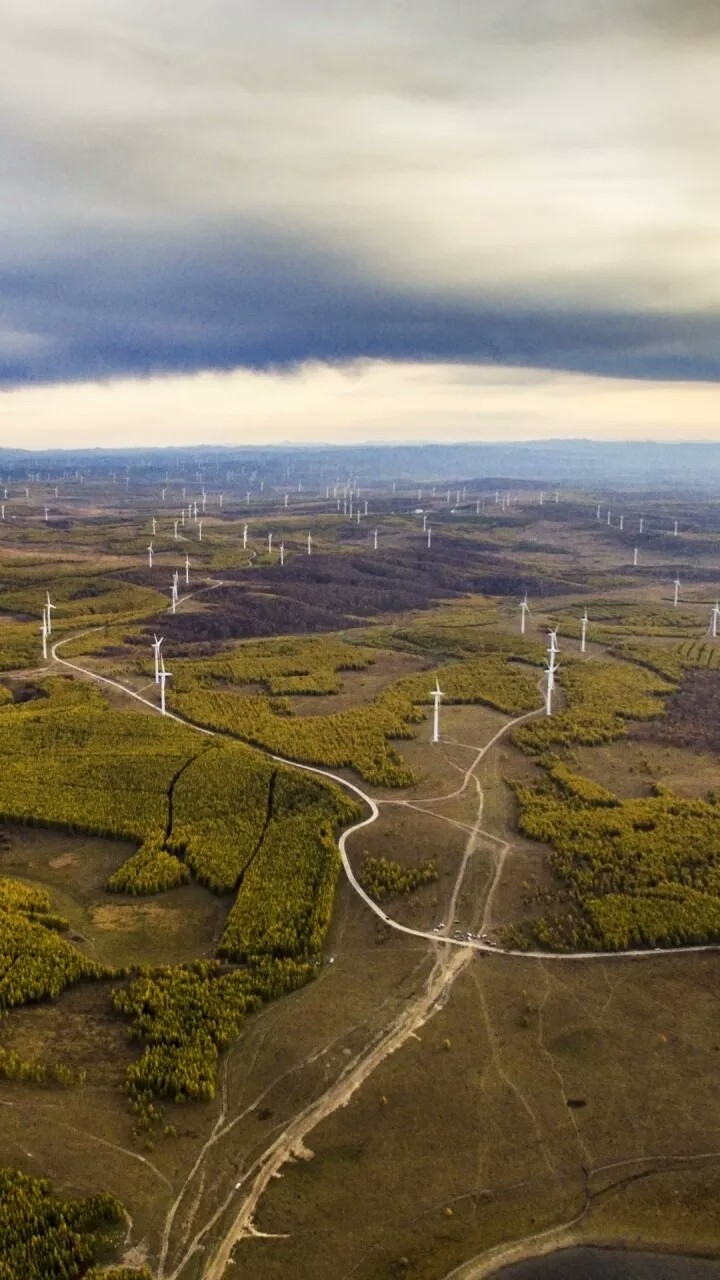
2 446 720 1280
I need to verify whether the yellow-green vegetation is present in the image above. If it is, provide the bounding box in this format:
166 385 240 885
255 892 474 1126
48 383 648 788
169 635 378 696
0 685 12 707
675 639 720 668
218 771 360 959
0 1166 126 1280
358 855 438 901
170 643 541 786
113 958 314 1106
106 836 189 895
551 600 700 643
0 1047 83 1088
0 876 106 1009
514 658 673 753
0 677 192 848
388 618 544 663
168 743 275 892
510 775 720 951
0 621 41 672
0 575 167 630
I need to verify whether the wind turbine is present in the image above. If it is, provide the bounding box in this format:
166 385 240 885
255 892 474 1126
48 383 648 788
173 520 179 540
580 609 589 654
633 547 639 567
431 678 444 743
198 521 203 542
243 524 249 551
422 513 427 531
544 629 560 716
45 592 56 636
711 601 720 640
373 527 378 551
639 516 644 534
44 505 49 522
159 654 171 715
673 520 678 537
619 514 624 531
152 516 157 535
40 610 48 661
519 593 531 635
673 575 681 608
147 542 154 568
596 504 601 520
307 531 313 555
427 526 432 549
0 504 4 520
280 542 285 566
185 553 190 585
268 531 273 556
151 635 163 684
607 509 611 525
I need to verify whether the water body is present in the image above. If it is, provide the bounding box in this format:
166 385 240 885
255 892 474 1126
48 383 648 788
494 1248 720 1280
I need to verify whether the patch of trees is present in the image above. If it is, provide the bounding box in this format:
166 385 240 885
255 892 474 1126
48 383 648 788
0 1166 126 1279
358 855 437 900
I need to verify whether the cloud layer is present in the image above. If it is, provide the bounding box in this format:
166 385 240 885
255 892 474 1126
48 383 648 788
1 0 719 394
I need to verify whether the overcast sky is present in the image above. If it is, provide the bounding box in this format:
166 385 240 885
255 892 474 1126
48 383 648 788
1 0 718 448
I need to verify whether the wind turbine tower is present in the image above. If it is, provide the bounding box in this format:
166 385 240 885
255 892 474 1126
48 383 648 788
427 526 432 549
711 601 720 639
307 531 313 555
519 592 530 635
373 528 378 550
633 547 639 567
243 524 249 550
673 575 681 608
41 611 48 661
159 655 171 715
431 678 444 743
580 609 589 654
544 629 559 716
45 592 56 636
147 542 154 568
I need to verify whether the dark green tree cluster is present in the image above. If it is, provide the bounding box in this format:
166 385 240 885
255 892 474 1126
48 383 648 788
0 1166 125 1280
0 876 106 1010
514 658 673 754
513 775 720 950
113 958 314 1107
218 772 360 961
358 855 438 901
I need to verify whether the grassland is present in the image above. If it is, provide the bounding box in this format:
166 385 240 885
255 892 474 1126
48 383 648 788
2 478 720 1278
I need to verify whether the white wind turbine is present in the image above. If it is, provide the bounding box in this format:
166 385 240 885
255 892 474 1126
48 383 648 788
243 524 249 551
373 527 378 551
307 531 313 555
268 531 273 556
430 677 444 743
198 521 203 542
151 634 163 684
427 526 432 548
152 516 157 535
596 503 601 520
44 505 49 522
173 520 179 540
185 553 190 585
170 574 178 614
673 575 681 608
280 542 285 566
580 609 589 654
40 609 48 660
710 601 720 639
45 592 56 636
519 592 531 636
633 547 639 567
639 517 644 534
147 542 154 568
544 629 560 716
159 653 171 715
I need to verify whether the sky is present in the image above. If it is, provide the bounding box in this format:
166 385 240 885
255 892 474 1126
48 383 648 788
1 0 718 448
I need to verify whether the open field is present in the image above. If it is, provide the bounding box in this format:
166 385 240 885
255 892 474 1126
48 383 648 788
2 470 720 1277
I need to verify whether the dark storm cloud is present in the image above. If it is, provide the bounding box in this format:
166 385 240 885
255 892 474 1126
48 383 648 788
0 0 718 388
